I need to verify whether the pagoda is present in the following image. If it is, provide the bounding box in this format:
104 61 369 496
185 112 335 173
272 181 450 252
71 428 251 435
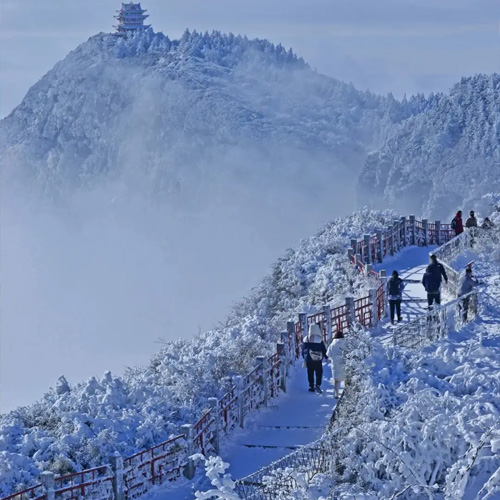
114 3 150 34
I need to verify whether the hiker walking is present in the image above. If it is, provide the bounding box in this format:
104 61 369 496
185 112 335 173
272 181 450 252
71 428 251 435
458 268 479 321
302 323 328 393
451 210 464 236
387 270 405 324
465 210 478 228
422 254 448 307
326 331 346 399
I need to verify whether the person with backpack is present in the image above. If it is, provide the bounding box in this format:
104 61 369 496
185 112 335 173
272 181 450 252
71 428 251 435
302 323 328 393
465 210 478 228
451 210 464 235
422 254 448 307
387 270 405 324
458 268 479 321
326 330 345 399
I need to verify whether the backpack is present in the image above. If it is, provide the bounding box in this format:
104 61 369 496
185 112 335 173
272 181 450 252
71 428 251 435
388 277 401 296
451 217 457 230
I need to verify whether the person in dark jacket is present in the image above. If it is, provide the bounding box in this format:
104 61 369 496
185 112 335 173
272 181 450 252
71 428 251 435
465 210 478 228
451 211 464 236
422 254 448 307
458 268 479 321
302 323 328 393
387 270 405 324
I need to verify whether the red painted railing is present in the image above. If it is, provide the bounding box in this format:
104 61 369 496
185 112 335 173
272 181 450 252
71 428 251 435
218 387 238 434
294 321 302 358
331 304 350 335
123 435 185 498
267 352 281 398
376 282 385 320
192 410 215 456
354 296 372 327
53 467 113 500
1 485 46 500
242 364 265 416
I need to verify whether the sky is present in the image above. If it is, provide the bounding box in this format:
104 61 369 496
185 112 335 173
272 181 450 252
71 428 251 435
0 0 499 413
1 0 499 118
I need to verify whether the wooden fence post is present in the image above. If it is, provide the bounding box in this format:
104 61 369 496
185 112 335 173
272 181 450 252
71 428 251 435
364 234 371 263
377 230 384 262
208 398 220 455
370 289 378 327
280 331 290 375
276 343 286 392
323 305 332 343
299 313 307 341
393 221 400 252
110 453 125 500
409 215 416 246
256 356 268 407
351 238 357 254
435 220 441 245
389 226 395 255
400 216 407 246
345 296 355 328
287 321 296 360
234 376 245 428
181 424 195 479
40 472 55 500
422 218 428 246
380 270 389 318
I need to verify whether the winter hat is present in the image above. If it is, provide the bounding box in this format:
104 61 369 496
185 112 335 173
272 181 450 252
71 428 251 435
430 254 437 261
392 270 399 277
308 323 322 342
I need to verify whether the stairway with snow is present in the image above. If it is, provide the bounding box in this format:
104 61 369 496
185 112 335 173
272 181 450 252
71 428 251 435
163 240 458 500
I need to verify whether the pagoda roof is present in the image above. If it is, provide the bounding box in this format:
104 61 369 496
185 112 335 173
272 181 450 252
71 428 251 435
118 2 146 10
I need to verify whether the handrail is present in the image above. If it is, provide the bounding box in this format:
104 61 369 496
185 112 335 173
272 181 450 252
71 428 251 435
392 289 479 349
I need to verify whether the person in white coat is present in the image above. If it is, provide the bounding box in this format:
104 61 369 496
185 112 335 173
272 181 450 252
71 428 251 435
326 330 346 398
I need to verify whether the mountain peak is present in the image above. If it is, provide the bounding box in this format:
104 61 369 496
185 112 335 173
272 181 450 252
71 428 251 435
70 29 307 70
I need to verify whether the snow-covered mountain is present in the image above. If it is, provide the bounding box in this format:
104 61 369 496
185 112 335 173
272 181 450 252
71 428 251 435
0 29 406 203
357 74 500 219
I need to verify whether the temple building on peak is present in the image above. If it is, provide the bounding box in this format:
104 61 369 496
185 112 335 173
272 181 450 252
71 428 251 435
114 3 151 34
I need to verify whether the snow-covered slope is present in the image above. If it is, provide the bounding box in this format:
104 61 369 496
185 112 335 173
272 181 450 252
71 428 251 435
0 29 405 202
0 208 397 493
357 74 500 219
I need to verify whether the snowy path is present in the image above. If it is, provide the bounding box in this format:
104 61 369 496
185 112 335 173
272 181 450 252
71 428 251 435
145 246 435 499
372 245 435 344
149 364 336 500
